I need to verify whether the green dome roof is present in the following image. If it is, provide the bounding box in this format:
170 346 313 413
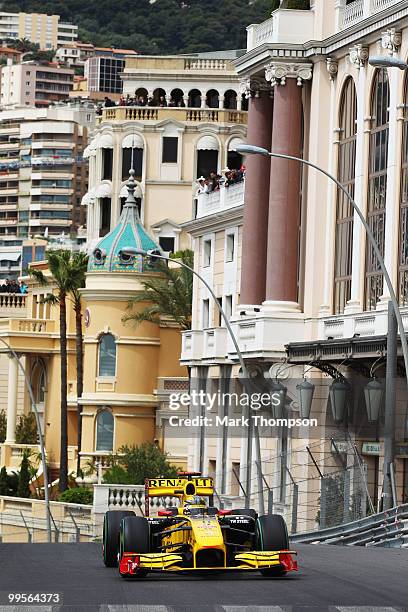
88 170 160 273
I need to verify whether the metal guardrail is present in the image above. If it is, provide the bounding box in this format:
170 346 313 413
291 503 408 547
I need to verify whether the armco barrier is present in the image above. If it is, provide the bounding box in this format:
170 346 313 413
291 503 408 547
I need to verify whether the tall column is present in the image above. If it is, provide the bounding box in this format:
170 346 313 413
345 45 369 313
320 58 339 314
379 31 403 305
5 355 18 444
240 86 273 306
264 67 307 309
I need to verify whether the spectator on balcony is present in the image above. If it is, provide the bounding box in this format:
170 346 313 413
103 96 115 108
19 281 28 294
207 170 220 193
147 95 155 107
196 176 207 194
158 96 167 107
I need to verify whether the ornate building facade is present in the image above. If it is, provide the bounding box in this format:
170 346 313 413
182 0 408 527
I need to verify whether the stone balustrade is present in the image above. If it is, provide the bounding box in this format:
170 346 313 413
0 293 27 319
196 180 244 219
100 106 247 125
338 0 401 29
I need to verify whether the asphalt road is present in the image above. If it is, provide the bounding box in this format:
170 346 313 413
0 543 406 612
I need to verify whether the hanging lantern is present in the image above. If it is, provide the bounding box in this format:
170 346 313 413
270 380 287 419
364 378 383 422
329 379 349 423
297 379 315 419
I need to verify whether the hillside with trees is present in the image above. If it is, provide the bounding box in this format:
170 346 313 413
3 0 293 54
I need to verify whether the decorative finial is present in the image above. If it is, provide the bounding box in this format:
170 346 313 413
124 168 137 208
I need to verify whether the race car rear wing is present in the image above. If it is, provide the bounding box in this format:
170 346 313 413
144 476 214 516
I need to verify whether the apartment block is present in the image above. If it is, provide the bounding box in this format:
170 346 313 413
0 101 94 277
0 63 74 107
0 11 77 50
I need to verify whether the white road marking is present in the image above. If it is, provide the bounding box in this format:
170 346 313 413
104 606 169 612
335 608 401 612
222 607 287 612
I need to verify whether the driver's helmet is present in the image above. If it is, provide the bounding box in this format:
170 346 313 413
184 495 205 507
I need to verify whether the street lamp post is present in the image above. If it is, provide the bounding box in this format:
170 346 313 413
0 338 51 542
120 247 262 510
236 143 408 510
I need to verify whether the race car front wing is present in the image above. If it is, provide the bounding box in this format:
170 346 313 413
119 550 298 576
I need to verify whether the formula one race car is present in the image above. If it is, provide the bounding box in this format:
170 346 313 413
102 473 298 578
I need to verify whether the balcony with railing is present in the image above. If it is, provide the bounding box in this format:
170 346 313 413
338 0 402 30
196 179 244 219
124 55 236 74
246 7 315 51
99 106 247 125
0 317 55 334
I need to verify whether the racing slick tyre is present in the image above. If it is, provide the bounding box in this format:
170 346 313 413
255 514 289 577
103 510 135 567
119 516 150 579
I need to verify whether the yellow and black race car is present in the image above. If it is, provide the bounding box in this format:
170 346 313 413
102 473 298 578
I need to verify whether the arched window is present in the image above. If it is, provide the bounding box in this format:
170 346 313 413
96 410 114 451
224 90 237 109
188 89 201 108
206 89 219 109
334 77 357 314
98 333 116 377
365 68 389 311
170 88 184 107
399 76 408 305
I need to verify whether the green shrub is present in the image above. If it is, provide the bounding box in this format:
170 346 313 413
17 451 31 498
6 471 19 496
0 468 19 497
0 466 8 495
102 465 134 485
103 442 178 485
58 487 93 505
15 413 37 444
0 410 6 443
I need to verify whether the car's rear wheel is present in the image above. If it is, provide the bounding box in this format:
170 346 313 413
255 514 289 577
119 516 150 578
103 510 135 567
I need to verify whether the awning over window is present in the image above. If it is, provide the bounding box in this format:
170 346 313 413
122 133 144 149
197 135 219 150
97 133 114 148
81 188 97 206
0 252 21 262
95 182 112 198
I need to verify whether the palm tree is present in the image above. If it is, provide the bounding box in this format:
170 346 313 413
29 250 88 491
68 253 89 475
123 249 193 330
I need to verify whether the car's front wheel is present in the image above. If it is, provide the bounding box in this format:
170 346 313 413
119 516 150 578
103 510 135 567
255 514 289 577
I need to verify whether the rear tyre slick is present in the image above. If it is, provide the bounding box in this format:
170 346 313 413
255 514 289 578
